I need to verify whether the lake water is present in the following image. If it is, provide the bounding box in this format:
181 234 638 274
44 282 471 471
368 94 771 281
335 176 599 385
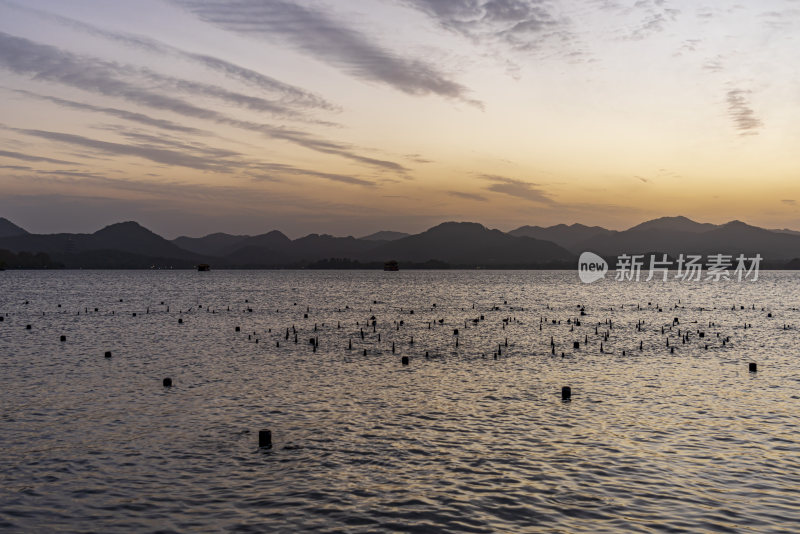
1 270 799 532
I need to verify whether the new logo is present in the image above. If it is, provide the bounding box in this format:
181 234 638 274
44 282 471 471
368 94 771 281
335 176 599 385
578 251 608 283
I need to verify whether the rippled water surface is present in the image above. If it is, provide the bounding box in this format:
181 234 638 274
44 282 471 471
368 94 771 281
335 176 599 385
1 270 799 532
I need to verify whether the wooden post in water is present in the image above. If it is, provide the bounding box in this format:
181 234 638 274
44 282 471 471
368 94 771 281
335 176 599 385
259 429 272 448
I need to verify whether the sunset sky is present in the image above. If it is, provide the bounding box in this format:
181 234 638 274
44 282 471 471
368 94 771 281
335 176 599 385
1 0 798 238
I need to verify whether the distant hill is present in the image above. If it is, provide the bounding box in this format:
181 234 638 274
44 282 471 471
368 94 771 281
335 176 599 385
509 223 615 253
173 232 249 256
225 233 371 267
571 219 800 260
0 221 203 268
359 230 410 241
174 231 290 257
0 217 28 238
92 222 196 258
626 215 718 233
771 228 800 237
363 222 572 265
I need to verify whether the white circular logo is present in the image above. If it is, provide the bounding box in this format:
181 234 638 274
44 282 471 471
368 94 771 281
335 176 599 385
578 252 608 283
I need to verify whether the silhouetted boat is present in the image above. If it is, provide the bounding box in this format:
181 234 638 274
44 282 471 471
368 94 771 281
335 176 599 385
384 260 399 271
197 264 211 271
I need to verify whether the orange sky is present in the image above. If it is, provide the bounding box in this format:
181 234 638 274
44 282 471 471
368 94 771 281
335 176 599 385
1 0 799 237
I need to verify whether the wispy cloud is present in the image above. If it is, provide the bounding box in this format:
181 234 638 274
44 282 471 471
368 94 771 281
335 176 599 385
9 127 238 171
781 199 796 206
0 164 31 170
702 55 724 73
5 125 377 186
448 190 487 201
250 163 375 187
590 0 680 41
481 174 555 204
0 149 78 165
177 0 481 106
6 88 208 135
0 32 405 172
626 1 680 40
404 0 561 48
726 89 762 135
0 31 316 123
0 0 335 112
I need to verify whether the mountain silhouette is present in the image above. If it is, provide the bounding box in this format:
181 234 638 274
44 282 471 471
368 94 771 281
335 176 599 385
175 231 290 257
509 223 615 253
363 222 572 265
570 218 800 259
173 232 249 256
92 222 197 258
359 230 410 241
0 217 28 238
0 221 201 268
224 233 373 267
626 215 718 233
2 215 800 268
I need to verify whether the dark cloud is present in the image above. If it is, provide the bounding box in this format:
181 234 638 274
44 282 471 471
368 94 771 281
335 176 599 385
481 174 554 204
178 0 480 106
404 0 562 49
0 149 78 165
726 89 762 135
0 32 405 172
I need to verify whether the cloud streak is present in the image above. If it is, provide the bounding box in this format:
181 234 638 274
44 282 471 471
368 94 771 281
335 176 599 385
0 32 405 172
481 174 555 204
0 0 335 112
448 190 487 201
6 126 377 186
0 149 78 165
0 31 316 123
404 0 561 48
726 89 762 135
178 0 480 106
10 127 239 171
6 88 208 135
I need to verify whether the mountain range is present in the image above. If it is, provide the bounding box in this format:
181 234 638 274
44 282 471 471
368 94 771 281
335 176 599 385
1 215 800 269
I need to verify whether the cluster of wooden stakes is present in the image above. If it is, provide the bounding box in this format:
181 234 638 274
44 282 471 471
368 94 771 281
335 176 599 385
6 296 791 449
